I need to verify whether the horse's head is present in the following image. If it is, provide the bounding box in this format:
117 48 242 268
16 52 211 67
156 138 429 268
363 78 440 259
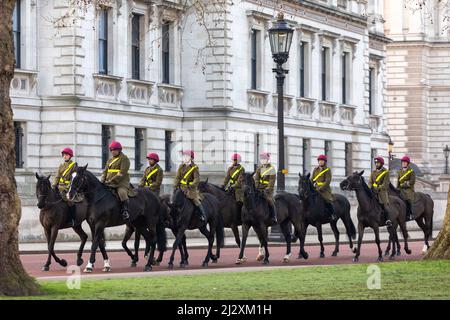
197 180 208 193
340 170 364 191
170 187 186 211
242 172 256 197
35 173 52 209
68 163 87 201
297 172 312 199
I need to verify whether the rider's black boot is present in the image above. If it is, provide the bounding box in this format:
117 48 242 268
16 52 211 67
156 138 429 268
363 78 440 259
327 201 337 221
269 203 278 224
196 203 206 222
406 200 413 221
68 204 77 227
381 204 392 227
121 199 130 221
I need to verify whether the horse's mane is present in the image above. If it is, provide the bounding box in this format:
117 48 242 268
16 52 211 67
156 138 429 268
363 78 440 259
360 175 375 200
83 169 110 203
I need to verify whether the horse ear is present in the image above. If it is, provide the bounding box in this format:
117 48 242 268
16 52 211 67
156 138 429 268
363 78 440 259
298 172 302 177
358 170 364 176
80 164 88 172
35 172 40 180
46 175 51 180
205 177 209 184
306 172 311 179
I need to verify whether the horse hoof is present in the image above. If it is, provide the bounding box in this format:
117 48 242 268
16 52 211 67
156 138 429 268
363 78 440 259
235 259 244 265
256 254 264 262
405 249 412 255
84 267 93 273
76 258 84 267
331 251 338 257
168 263 174 269
202 262 208 268
144 265 152 272
377 257 384 262
102 266 111 272
152 260 160 266
144 255 149 260
180 262 186 268
60 259 68 267
319 252 325 258
130 261 137 268
41 265 50 271
396 251 401 256
389 255 395 261
263 259 269 265
211 258 218 264
353 257 359 263
384 251 390 257
353 248 357 254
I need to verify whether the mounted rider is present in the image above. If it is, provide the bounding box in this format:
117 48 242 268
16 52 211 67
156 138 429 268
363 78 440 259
101 141 134 221
311 154 336 221
397 155 415 221
173 150 206 222
254 152 277 224
369 156 392 226
139 152 163 196
221 153 245 204
52 147 78 226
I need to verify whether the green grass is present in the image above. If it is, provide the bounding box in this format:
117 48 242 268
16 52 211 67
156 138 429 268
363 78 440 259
4 260 450 300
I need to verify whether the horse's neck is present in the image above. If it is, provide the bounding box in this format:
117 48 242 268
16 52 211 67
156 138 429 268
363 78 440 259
355 187 377 213
48 188 60 202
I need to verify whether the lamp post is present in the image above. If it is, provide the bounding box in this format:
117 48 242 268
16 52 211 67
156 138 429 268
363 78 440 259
268 12 293 192
388 137 394 169
443 145 450 174
267 13 293 241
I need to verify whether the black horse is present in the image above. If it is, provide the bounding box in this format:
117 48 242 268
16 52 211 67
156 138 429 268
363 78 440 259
35 173 90 271
340 171 411 262
68 165 167 272
236 172 275 265
197 180 242 247
274 191 305 262
297 173 356 259
389 184 434 254
166 188 224 268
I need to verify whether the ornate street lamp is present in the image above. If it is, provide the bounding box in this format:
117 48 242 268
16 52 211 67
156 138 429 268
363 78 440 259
268 12 293 192
443 145 449 174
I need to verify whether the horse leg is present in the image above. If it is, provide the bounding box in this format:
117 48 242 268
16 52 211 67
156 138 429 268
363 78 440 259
353 223 365 262
122 225 136 267
42 228 52 271
398 218 411 255
259 224 270 265
182 234 189 265
168 228 186 269
317 225 325 258
136 226 154 272
48 227 67 268
373 226 383 262
236 223 249 264
72 225 88 267
298 223 309 259
389 225 399 260
85 224 104 273
279 220 292 262
232 225 241 248
330 221 340 257
199 225 213 267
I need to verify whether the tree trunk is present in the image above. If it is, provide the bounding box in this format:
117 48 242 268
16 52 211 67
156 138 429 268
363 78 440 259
0 0 41 296
424 186 450 260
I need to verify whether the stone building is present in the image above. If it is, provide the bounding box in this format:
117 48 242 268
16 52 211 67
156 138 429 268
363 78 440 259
11 0 392 240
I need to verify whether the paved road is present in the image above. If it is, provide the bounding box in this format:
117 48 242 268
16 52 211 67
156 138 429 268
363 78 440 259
22 240 429 280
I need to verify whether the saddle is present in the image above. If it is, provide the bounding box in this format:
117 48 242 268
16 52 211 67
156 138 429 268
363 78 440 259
107 184 138 200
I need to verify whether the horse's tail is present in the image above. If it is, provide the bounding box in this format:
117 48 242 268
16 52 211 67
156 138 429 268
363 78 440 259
342 199 356 240
216 208 225 249
156 206 167 252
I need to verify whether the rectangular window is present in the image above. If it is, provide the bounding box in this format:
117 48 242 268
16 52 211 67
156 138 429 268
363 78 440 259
325 140 332 166
300 42 306 97
101 125 113 168
369 67 374 115
251 29 259 90
302 139 311 174
98 9 108 74
165 130 173 172
131 14 141 80
162 22 170 84
14 122 24 168
254 133 260 172
371 148 377 171
13 0 21 69
135 128 145 171
321 47 328 101
342 52 348 104
345 143 353 176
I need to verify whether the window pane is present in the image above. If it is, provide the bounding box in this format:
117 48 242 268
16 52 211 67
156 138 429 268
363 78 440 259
251 29 258 90
162 23 170 84
321 48 327 101
132 14 140 79
99 10 108 74
13 0 21 68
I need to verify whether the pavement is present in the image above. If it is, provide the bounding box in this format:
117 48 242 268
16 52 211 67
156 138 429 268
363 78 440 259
19 229 436 281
